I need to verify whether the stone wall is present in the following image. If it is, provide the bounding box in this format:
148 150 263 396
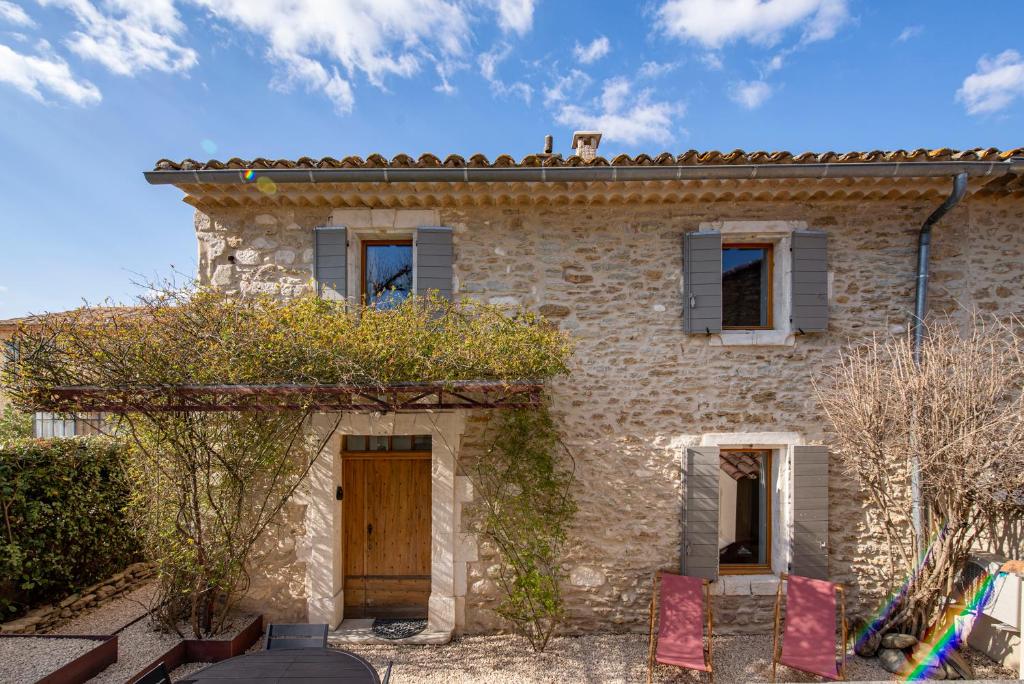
192 194 1024 634
0 562 154 635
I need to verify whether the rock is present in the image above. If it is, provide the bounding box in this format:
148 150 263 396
881 632 918 649
942 650 974 680
538 304 571 319
1 617 40 633
878 647 910 674
853 627 882 657
59 593 80 609
944 663 962 679
569 566 606 588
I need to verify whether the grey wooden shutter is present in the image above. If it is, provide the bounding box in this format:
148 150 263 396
683 231 722 333
415 227 453 299
314 227 347 300
683 446 720 579
791 230 829 332
791 445 829 579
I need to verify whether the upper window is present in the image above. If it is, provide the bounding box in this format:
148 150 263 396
722 243 773 329
719 449 772 573
343 435 432 452
362 240 413 309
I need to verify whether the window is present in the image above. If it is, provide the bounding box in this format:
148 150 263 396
343 435 432 452
722 243 773 329
362 240 413 309
719 449 772 573
33 412 77 438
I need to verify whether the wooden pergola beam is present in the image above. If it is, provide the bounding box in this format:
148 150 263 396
33 380 544 413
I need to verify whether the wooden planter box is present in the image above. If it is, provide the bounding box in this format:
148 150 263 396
0 633 117 684
126 614 263 684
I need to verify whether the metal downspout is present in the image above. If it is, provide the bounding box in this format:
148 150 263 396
909 172 968 548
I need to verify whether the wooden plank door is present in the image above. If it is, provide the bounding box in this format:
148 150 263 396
343 455 431 618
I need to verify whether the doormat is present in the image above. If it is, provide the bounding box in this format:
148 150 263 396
371 618 427 640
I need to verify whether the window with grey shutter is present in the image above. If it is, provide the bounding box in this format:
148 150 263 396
790 230 829 333
791 445 829 579
683 446 720 580
683 231 722 333
415 227 453 299
314 227 347 301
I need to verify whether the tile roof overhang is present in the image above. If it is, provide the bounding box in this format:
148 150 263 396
146 148 1024 209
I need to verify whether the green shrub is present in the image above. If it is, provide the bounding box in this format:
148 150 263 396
0 436 140 617
0 405 32 442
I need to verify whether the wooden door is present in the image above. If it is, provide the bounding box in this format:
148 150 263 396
343 454 431 618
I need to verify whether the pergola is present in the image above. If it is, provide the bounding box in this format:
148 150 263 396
35 380 543 413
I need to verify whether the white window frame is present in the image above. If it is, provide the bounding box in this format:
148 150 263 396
700 431 803 596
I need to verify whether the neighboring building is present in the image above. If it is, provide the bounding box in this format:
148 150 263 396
0 312 114 438
141 140 1023 639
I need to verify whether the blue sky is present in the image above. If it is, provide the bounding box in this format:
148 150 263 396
0 0 1021 318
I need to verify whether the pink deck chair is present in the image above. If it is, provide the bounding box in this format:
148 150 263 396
771 572 848 682
647 571 713 683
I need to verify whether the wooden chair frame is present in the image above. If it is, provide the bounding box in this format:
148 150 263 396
647 570 714 684
771 572 847 682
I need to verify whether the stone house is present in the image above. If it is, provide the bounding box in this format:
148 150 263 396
144 137 1024 640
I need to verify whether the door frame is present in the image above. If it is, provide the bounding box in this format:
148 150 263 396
300 411 471 636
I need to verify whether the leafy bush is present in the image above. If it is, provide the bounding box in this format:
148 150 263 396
0 405 32 442
0 437 140 617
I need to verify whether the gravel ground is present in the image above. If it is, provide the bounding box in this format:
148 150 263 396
331 633 1018 683
0 636 103 684
51 582 157 636
85 617 184 684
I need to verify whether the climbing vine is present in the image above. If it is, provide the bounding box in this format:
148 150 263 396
466 407 577 652
2 283 574 637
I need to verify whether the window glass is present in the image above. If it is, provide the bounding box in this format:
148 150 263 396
719 450 770 567
344 435 432 452
364 242 413 309
722 245 771 328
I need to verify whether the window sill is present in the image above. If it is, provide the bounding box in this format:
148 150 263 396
708 330 795 347
711 573 781 596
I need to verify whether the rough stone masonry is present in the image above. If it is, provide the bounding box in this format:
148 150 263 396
192 192 1024 634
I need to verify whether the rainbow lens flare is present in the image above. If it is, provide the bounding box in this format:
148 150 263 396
904 572 998 681
243 169 255 182
200 139 217 155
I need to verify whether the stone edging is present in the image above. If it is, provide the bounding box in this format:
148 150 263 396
0 562 155 635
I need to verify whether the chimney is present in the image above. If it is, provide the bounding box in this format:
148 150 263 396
537 134 561 161
571 131 602 161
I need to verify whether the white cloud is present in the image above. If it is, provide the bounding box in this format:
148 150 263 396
554 77 684 146
729 79 772 108
479 42 531 103
657 0 849 49
543 68 591 107
700 52 723 70
39 0 196 76
573 35 609 64
269 54 354 114
956 49 1024 115
0 1 33 26
638 60 679 79
896 25 923 43
0 42 101 104
490 0 534 36
36 0 530 113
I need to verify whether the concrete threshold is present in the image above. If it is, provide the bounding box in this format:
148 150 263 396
329 619 452 646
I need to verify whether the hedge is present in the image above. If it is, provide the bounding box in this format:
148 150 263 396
0 436 140 617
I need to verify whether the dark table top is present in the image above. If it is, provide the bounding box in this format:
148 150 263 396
180 647 381 684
